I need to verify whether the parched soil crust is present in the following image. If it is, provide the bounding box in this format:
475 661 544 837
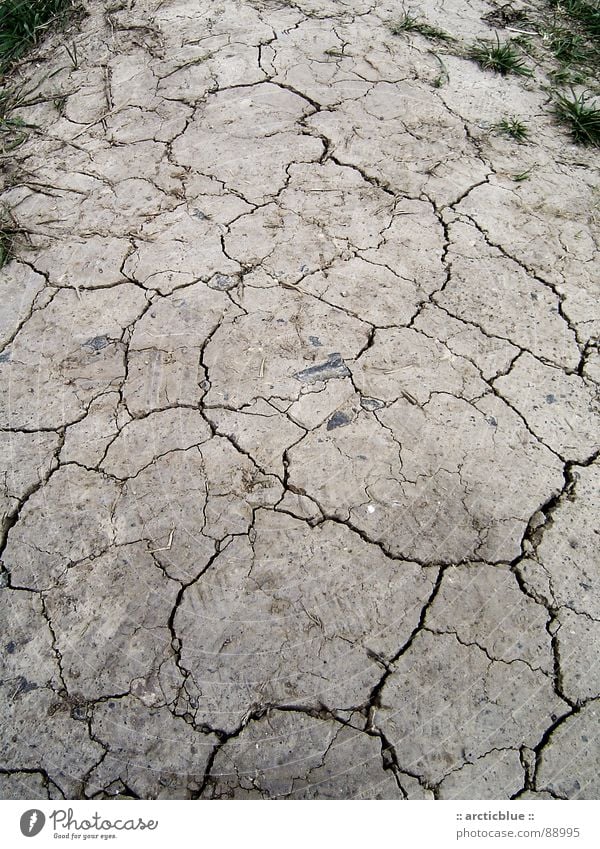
0 0 598 800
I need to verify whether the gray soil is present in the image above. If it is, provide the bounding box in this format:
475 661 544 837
0 0 598 800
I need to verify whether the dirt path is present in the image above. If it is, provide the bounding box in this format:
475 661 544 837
1 0 599 800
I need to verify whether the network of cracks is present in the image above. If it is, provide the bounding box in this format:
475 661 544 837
1 0 599 799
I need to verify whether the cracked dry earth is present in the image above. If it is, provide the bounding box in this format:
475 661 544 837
0 0 599 802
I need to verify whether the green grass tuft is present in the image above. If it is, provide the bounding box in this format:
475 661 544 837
468 34 533 76
554 88 600 144
495 116 530 142
513 166 535 181
390 10 455 42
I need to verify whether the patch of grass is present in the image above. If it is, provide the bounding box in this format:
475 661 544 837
541 21 598 71
390 10 455 42
0 205 30 267
0 228 13 266
549 63 585 84
0 110 27 150
547 29 588 62
0 0 74 69
468 34 533 76
513 166 535 181
495 116 530 141
554 88 600 144
0 82 36 152
540 2 600 82
510 34 537 55
430 52 449 88
549 0 600 39
0 1 79 152
63 38 78 69
0 206 16 267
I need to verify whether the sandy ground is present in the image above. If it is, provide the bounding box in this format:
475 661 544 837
0 0 599 800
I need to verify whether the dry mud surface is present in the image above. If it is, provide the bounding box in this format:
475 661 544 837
0 0 599 800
